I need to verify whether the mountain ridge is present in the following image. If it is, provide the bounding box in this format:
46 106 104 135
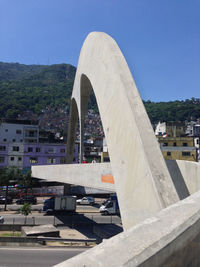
0 62 200 124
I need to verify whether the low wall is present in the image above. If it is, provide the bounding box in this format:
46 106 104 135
169 160 200 195
54 190 200 267
0 224 22 231
32 163 114 192
0 236 44 247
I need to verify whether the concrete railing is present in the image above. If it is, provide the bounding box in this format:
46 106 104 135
54 190 200 266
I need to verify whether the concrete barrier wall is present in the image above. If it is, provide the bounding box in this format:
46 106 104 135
175 160 200 195
166 160 200 195
54 190 200 267
0 236 43 247
0 224 22 231
32 163 114 191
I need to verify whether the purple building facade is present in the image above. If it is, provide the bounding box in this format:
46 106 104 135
23 143 67 168
0 120 79 172
0 142 78 172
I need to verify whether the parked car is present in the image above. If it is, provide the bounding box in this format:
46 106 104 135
16 196 37 205
0 195 13 204
76 197 94 205
0 216 4 223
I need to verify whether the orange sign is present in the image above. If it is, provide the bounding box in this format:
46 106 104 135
101 174 114 184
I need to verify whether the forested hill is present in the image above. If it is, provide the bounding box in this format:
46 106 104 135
0 62 200 124
0 62 76 118
144 98 200 124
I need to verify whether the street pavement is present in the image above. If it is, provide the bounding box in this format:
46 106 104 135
0 203 100 212
0 202 121 225
0 203 121 266
0 199 121 266
0 246 88 267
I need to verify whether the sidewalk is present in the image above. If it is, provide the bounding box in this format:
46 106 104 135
0 210 41 215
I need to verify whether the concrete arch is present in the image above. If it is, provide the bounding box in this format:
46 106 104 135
66 98 79 163
67 32 179 230
79 74 93 161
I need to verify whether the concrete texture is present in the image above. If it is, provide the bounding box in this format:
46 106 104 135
32 160 200 201
31 32 200 266
32 32 181 230
166 160 200 195
54 190 200 267
59 228 97 240
32 162 114 191
32 159 200 197
166 160 190 200
22 224 59 237
66 32 179 230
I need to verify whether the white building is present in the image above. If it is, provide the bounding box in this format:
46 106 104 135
8 142 24 168
0 120 39 144
155 122 166 136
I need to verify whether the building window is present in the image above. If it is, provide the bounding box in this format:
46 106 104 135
27 139 35 143
60 149 65 153
16 130 22 134
5 129 8 132
173 142 176 147
167 152 171 156
36 147 41 153
0 146 6 151
20 139 23 142
29 131 35 137
60 157 66 164
28 147 33 152
29 157 38 164
47 157 56 164
18 157 22 161
3 139 7 142
0 157 5 163
163 143 168 146
13 146 19 152
10 157 14 161
183 143 188 147
47 148 55 153
182 152 191 156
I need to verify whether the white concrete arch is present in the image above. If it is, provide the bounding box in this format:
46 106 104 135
67 32 179 230
66 98 79 163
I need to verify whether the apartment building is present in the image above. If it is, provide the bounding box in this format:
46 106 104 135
0 119 78 171
158 136 198 162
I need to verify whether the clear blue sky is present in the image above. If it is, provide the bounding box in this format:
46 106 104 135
0 0 199 102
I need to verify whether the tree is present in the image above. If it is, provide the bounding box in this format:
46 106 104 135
19 170 33 196
0 167 22 211
20 203 32 224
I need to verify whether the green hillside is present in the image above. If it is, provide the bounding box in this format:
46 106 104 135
0 62 200 124
0 62 76 118
144 98 200 124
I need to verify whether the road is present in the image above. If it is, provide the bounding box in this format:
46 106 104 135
0 202 121 225
0 246 87 267
0 203 100 212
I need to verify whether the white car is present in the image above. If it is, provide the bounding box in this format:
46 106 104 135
76 197 94 205
0 216 4 223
